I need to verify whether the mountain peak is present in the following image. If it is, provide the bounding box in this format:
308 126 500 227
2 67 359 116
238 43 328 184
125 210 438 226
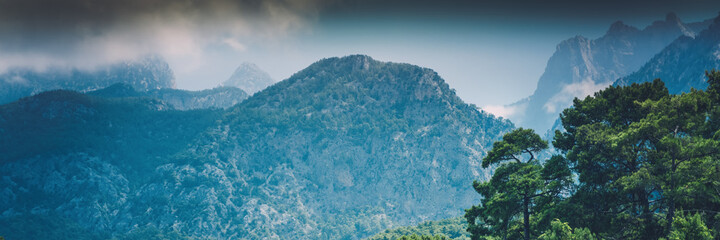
314 54 376 71
606 21 640 36
341 54 374 61
614 11 720 93
222 62 274 95
248 55 464 112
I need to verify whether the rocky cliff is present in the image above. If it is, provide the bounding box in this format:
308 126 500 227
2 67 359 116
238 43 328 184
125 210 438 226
508 13 711 132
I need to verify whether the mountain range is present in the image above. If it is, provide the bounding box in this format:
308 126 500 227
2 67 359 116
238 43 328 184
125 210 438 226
0 56 175 105
0 56 278 110
0 55 513 239
88 83 249 110
504 13 714 133
4 12 720 240
615 15 720 92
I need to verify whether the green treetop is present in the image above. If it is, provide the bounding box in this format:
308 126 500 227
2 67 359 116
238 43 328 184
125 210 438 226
467 128 571 240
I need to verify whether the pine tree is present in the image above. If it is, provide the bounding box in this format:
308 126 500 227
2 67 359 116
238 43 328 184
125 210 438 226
467 128 571 240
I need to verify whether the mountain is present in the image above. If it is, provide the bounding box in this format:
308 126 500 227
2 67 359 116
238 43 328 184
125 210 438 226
615 15 720 93
505 13 712 132
89 83 249 110
221 62 275 95
0 55 513 239
0 56 175 105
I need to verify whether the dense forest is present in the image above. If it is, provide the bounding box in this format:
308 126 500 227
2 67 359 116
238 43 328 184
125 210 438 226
457 70 720 240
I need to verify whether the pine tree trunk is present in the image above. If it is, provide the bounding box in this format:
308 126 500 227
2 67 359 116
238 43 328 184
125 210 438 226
524 196 530 240
503 218 509 240
667 159 677 233
640 190 653 237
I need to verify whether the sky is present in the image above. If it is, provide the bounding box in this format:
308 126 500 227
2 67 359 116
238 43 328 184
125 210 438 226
1 0 720 108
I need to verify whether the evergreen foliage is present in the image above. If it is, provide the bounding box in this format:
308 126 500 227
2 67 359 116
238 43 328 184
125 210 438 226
665 212 714 240
467 70 720 240
536 219 594 240
396 234 452 240
368 217 470 240
466 128 572 240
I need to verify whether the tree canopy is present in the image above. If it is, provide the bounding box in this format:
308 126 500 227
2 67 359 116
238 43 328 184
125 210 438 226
467 70 720 240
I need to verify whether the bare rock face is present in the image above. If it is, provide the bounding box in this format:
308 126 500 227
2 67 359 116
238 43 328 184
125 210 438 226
222 62 275 95
507 13 712 133
615 14 720 93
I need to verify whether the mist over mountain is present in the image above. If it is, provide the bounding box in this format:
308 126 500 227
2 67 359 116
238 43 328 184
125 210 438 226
0 55 513 239
0 56 175 105
505 13 712 133
615 15 720 92
221 63 275 95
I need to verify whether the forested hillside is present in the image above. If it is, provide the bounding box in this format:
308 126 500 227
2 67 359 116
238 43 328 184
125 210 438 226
0 55 513 239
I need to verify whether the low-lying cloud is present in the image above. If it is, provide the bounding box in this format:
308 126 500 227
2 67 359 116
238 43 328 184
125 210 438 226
543 79 613 113
0 0 324 72
482 100 528 121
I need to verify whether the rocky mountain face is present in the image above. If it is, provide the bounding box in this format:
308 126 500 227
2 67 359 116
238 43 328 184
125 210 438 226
0 55 513 239
221 62 275 95
0 56 175 105
506 13 711 133
615 15 720 93
88 83 249 110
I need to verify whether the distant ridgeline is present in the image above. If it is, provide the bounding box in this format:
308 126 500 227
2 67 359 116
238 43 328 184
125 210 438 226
88 83 249 110
615 15 720 92
545 14 720 138
0 56 175 105
0 55 513 239
505 13 715 134
0 56 252 110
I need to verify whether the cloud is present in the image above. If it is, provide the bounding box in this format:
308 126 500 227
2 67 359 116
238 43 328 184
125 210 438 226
482 99 528 121
543 79 612 113
223 38 248 52
0 0 325 72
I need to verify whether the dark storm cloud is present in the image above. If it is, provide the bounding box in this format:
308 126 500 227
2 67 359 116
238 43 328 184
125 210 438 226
321 0 720 24
321 0 720 20
0 0 718 72
0 0 324 70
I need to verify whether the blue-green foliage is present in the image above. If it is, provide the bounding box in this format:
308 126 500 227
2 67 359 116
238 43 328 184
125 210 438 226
0 213 106 240
89 83 249 110
0 90 222 170
0 55 514 239
368 217 471 240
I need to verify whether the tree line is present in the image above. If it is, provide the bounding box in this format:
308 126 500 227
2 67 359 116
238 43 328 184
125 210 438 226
465 70 720 240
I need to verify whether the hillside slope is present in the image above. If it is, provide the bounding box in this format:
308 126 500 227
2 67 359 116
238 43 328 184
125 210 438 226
0 55 513 239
